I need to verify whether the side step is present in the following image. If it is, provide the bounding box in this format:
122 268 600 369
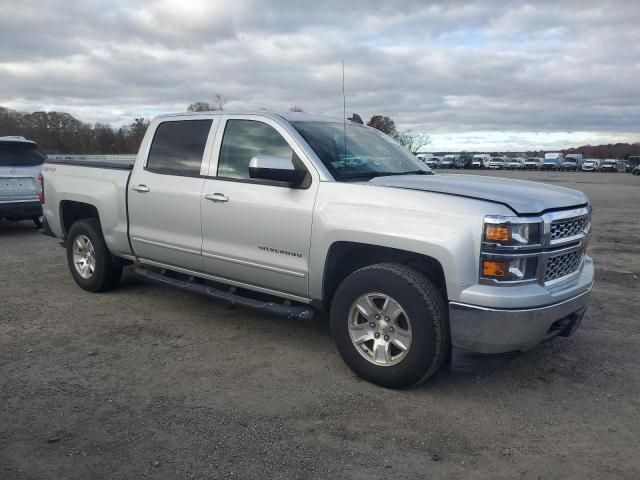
135 266 314 320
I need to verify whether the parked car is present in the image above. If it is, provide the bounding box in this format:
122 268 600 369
632 165 640 176
562 154 584 171
506 157 524 170
0 136 45 228
600 159 619 172
416 153 433 163
41 111 594 389
625 156 640 173
437 154 457 168
453 154 474 169
581 159 601 172
423 156 439 168
488 156 506 169
472 154 491 168
524 157 544 170
543 153 563 171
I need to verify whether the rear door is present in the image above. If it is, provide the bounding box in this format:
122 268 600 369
128 117 219 271
200 115 319 298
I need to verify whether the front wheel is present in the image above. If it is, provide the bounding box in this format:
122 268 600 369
330 263 450 388
66 219 123 292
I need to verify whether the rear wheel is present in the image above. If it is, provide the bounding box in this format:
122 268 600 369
33 216 43 229
330 263 450 388
66 219 122 292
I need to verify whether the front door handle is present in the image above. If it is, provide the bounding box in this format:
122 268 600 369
204 193 229 203
132 184 150 193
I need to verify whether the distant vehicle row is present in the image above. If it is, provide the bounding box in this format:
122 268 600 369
417 153 639 173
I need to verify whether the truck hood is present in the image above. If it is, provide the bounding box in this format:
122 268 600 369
367 174 588 215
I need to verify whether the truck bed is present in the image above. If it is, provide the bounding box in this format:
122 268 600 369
42 160 133 258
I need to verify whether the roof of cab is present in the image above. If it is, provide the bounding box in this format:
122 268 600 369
152 110 355 124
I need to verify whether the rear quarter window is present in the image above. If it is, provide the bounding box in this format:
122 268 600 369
0 143 46 167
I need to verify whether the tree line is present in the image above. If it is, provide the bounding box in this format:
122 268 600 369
1 104 637 158
0 106 149 154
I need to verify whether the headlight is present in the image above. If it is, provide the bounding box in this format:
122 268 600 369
483 216 542 248
480 255 538 282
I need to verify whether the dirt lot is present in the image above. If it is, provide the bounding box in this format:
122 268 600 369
1 170 639 479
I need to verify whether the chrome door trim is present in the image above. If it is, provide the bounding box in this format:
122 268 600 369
137 258 311 304
201 251 306 278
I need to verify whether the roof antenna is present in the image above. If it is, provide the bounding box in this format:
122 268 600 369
342 61 348 160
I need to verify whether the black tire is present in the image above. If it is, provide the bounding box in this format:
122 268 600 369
330 263 450 388
66 218 122 292
33 216 43 229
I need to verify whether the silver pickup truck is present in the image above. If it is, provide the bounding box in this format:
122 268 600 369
41 111 594 388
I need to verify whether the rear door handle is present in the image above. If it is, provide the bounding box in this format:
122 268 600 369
132 184 150 193
204 193 229 203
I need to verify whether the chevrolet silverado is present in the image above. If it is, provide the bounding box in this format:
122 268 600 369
41 112 594 388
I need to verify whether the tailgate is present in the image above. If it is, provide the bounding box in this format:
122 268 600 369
0 174 39 200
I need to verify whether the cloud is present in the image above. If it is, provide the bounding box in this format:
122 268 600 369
1 0 639 149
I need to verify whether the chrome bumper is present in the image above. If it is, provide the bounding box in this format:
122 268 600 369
449 287 591 354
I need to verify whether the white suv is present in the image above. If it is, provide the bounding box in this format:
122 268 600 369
0 137 45 228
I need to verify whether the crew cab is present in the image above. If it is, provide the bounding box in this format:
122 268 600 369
0 136 45 227
41 111 594 388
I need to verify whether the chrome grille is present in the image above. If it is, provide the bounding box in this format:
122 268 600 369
550 214 589 241
545 250 584 282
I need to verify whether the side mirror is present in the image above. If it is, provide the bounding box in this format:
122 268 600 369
249 156 307 187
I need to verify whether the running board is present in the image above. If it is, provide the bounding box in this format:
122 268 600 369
135 266 314 320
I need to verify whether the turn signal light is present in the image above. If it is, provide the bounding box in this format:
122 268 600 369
485 225 510 242
482 260 508 278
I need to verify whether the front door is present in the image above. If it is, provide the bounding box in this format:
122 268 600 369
200 116 318 298
128 117 218 271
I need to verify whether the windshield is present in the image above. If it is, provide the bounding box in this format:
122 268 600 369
0 142 46 167
564 159 577 163
604 160 616 165
291 121 429 181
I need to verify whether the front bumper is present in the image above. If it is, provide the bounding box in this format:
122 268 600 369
449 285 592 354
0 200 42 219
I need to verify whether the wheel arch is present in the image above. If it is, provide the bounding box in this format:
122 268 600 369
59 200 100 239
318 241 447 311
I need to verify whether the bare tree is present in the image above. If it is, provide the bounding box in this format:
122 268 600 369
367 115 397 136
394 131 431 155
187 94 227 112
289 105 304 112
213 94 227 111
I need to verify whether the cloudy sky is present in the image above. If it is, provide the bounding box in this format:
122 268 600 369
1 0 639 151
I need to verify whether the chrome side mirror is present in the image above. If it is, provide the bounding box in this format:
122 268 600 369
248 156 307 186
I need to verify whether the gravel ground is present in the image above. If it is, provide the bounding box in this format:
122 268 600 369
1 170 639 479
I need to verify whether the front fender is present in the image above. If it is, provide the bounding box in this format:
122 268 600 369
309 182 510 302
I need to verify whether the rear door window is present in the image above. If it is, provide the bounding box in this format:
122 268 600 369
0 143 46 167
146 120 213 176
